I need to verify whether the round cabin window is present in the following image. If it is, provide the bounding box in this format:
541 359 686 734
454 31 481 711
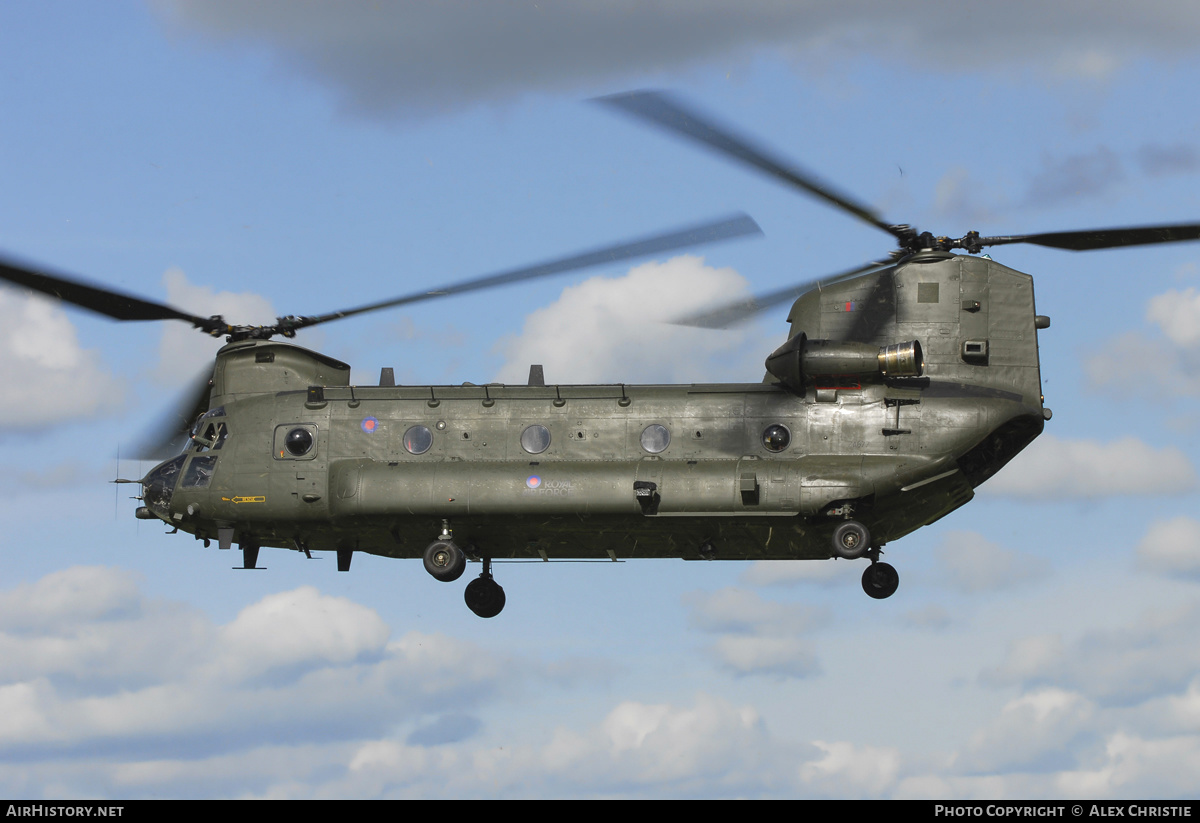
762 424 791 453
403 425 433 455
520 424 551 454
640 423 671 454
284 427 314 456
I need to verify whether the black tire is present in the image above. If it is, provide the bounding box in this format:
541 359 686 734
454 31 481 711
831 520 870 559
862 562 899 599
423 539 466 582
464 577 506 618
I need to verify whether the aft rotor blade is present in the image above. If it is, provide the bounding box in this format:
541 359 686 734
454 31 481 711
597 90 900 240
978 223 1200 251
841 266 899 343
132 367 214 461
286 213 763 332
672 258 893 329
0 253 216 329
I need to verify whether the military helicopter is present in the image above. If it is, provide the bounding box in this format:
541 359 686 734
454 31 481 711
4 91 1200 619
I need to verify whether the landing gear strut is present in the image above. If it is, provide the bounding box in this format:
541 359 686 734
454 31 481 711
464 557 505 618
239 541 261 570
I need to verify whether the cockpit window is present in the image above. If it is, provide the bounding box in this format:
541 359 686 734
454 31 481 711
143 454 186 513
181 456 218 489
192 421 230 453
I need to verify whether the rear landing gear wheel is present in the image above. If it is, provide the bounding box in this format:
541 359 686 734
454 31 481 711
862 562 899 599
465 575 506 618
423 539 465 582
832 520 870 559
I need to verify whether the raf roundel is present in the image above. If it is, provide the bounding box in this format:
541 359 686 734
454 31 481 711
360 416 378 434
526 475 541 489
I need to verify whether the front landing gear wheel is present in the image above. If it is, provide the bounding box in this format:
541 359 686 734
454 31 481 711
862 562 899 599
832 520 870 559
465 576 506 618
423 539 465 582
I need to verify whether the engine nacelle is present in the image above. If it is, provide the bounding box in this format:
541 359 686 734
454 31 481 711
764 333 923 392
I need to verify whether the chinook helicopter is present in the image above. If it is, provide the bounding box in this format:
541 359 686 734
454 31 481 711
5 91 1200 618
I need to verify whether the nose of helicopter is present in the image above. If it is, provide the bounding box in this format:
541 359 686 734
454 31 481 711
136 454 186 520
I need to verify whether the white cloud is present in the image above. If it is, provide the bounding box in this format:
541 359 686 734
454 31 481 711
26 684 1200 800
982 435 1196 498
0 291 124 427
115 680 1197 798
8 567 1200 798
981 601 1200 705
1053 732 1200 798
591 695 767 784
0 566 142 631
685 587 825 634
494 255 768 385
798 740 902 798
1147 287 1200 348
1085 331 1200 396
1161 678 1200 732
956 688 1097 774
933 531 1051 593
740 559 860 587
340 692 783 798
213 587 390 682
0 567 210 693
0 570 799 798
983 633 1066 685
0 567 521 757
1087 287 1200 396
156 267 277 384
683 588 827 679
1137 517 1200 580
708 635 820 679
154 2 1200 116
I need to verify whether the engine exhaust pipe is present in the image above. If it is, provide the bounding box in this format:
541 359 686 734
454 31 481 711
765 334 924 391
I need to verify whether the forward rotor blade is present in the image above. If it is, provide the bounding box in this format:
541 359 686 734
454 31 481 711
597 90 899 240
286 213 762 332
672 258 893 329
978 223 1200 251
0 254 213 328
132 367 214 461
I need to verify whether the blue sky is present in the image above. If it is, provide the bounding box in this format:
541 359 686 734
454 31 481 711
1 0 1199 799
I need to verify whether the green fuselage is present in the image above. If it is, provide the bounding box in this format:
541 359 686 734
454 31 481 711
142 251 1048 564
